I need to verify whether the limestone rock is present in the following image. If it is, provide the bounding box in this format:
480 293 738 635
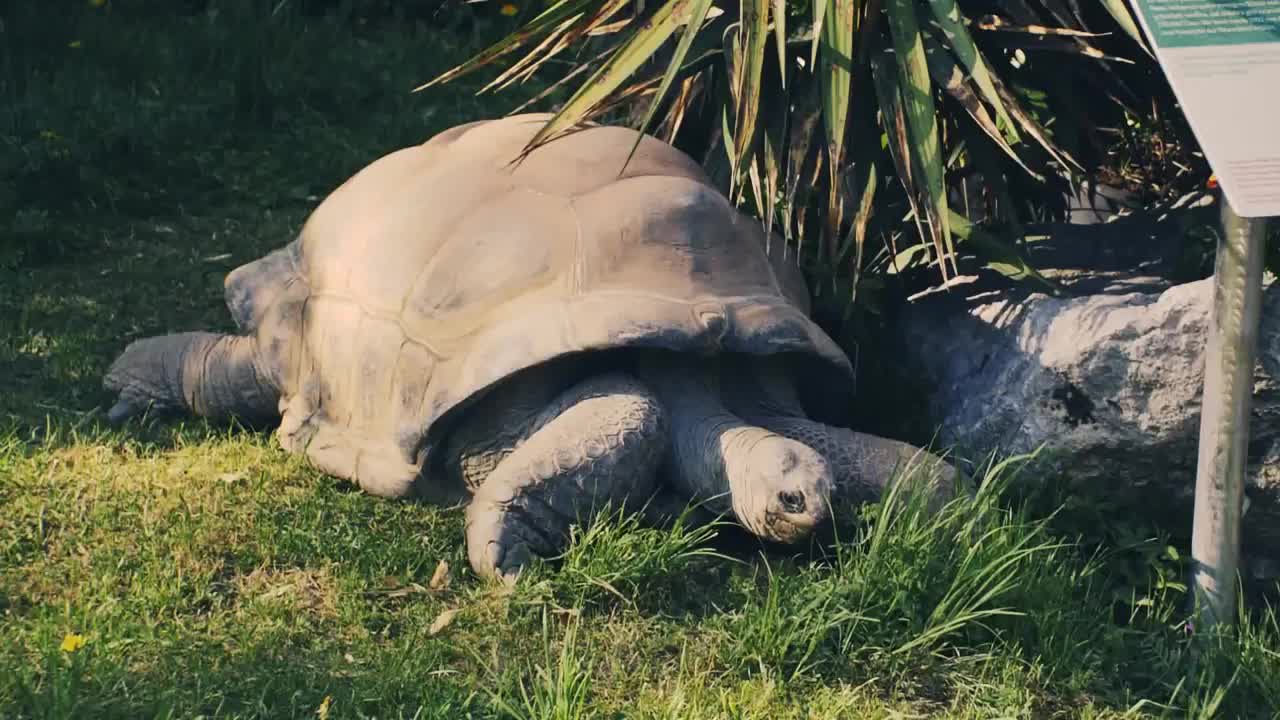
896 276 1280 559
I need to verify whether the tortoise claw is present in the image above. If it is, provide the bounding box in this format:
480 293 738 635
106 399 141 426
465 499 548 585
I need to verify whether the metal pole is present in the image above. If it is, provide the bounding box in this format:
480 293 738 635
1189 196 1268 631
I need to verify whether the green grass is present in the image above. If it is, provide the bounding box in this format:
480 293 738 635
3 3 1280 718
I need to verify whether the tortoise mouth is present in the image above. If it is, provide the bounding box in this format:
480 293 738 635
759 492 831 543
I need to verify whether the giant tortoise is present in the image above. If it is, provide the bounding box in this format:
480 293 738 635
104 113 956 581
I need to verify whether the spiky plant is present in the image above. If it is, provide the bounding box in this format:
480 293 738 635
416 0 1154 312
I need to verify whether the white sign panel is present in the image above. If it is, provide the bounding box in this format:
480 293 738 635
1126 0 1280 217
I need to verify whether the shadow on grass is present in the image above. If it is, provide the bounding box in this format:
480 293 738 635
0 1 554 431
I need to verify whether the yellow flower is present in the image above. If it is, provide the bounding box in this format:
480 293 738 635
499 3 519 16
316 695 332 720
60 633 86 653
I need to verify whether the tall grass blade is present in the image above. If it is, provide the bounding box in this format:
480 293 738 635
660 73 703 142
833 154 877 286
761 130 782 243
509 44 622 115
782 102 822 252
488 2 640 93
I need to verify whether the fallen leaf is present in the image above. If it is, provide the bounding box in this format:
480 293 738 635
386 583 427 599
429 608 459 636
428 559 450 591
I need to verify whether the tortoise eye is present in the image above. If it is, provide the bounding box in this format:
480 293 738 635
777 490 807 514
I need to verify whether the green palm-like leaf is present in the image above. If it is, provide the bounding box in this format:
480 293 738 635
988 69 1085 173
721 21 745 192
922 36 1039 179
626 0 717 167
810 0 830 66
736 0 770 165
834 154 878 303
884 0 954 278
479 13 587 95
870 48 928 255
524 0 713 154
1095 0 1154 56
923 0 1018 143
773 0 789 87
424 0 1140 298
814 0 858 265
819 0 856 173
948 211 1058 290
414 0 615 91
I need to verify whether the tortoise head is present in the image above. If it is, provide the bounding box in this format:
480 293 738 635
727 431 834 544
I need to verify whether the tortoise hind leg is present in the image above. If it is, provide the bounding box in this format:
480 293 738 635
462 371 668 583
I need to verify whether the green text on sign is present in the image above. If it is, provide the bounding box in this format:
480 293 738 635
1132 0 1280 48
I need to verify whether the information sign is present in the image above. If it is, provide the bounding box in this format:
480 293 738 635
1127 0 1280 216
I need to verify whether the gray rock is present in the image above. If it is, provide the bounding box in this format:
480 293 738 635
896 275 1280 559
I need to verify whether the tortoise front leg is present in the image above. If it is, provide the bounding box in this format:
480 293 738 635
460 371 668 583
104 332 279 426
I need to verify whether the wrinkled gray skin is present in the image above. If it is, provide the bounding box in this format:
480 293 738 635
104 114 957 583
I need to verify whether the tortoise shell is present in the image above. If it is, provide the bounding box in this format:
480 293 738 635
224 114 854 497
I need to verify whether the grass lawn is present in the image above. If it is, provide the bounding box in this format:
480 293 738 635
2 4 1279 718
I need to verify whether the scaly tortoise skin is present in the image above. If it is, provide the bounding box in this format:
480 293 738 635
104 114 957 581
